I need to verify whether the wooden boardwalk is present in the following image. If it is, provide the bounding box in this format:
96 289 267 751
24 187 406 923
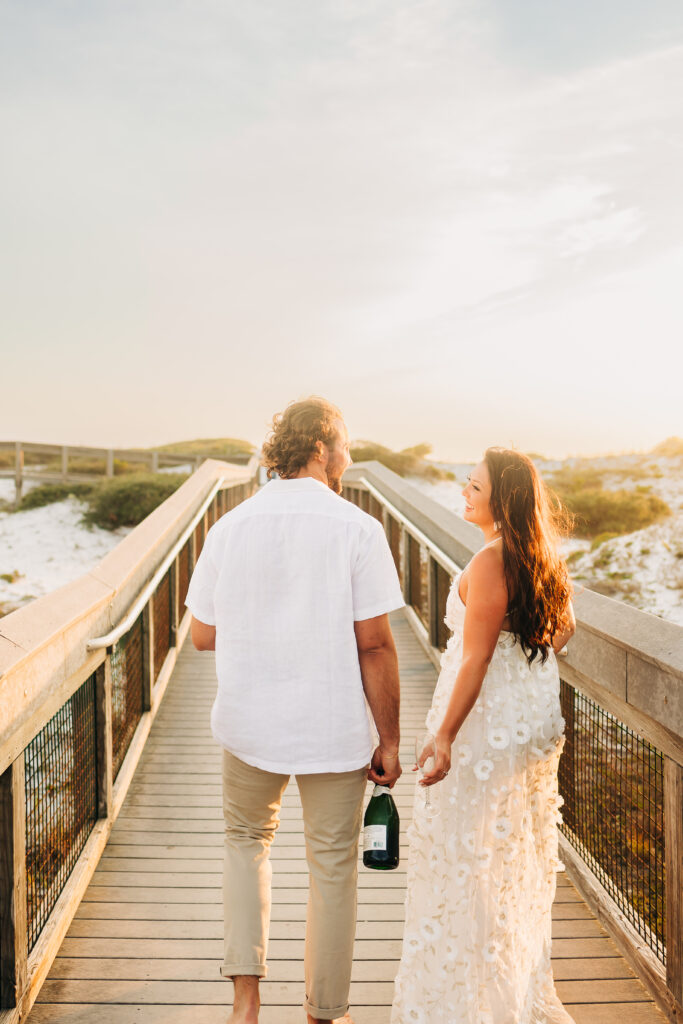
28 612 664 1024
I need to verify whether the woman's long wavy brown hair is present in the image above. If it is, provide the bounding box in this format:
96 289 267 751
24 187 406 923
261 397 342 479
484 448 573 665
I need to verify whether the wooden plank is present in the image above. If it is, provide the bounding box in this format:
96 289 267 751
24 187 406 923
568 1007 666 1024
560 835 673 1022
28 1007 391 1024
33 975 660 1006
62 917 606 941
56 937 403 960
46 954 636 983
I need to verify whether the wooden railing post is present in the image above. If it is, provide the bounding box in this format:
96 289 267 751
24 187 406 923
13 442 23 507
105 449 114 477
141 603 154 712
170 556 180 648
0 758 27 1010
665 757 683 1013
61 446 68 482
95 659 113 820
427 556 439 649
401 527 411 606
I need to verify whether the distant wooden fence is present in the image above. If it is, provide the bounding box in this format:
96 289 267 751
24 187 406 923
0 442 253 504
0 458 259 1024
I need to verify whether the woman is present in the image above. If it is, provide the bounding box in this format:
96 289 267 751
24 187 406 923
391 448 576 1024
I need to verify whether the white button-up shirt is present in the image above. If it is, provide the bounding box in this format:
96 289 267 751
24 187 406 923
185 477 404 773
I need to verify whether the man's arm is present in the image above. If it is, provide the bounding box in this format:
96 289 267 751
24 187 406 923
191 616 216 651
354 613 401 787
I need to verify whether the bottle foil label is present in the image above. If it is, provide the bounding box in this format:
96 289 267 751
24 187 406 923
364 825 387 852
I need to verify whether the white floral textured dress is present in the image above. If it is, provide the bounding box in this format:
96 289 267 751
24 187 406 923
391 570 573 1024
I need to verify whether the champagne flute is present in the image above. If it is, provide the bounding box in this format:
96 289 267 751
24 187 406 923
415 731 441 818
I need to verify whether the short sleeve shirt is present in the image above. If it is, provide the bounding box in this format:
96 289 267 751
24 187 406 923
185 477 404 773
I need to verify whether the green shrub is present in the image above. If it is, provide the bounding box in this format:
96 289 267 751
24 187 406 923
549 465 672 539
563 489 671 538
82 474 188 530
153 438 255 460
566 550 585 567
593 546 614 569
18 483 95 510
43 456 148 476
350 441 452 480
591 532 621 551
0 571 22 584
652 436 683 457
549 464 606 493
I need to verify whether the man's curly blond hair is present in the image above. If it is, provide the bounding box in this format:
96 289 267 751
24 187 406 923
261 397 343 479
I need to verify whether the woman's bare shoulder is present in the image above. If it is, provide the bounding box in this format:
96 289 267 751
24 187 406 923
461 542 506 600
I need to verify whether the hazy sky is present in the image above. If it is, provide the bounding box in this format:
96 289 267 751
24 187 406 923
2 0 682 460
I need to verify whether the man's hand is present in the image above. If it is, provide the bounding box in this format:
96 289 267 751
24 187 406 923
368 746 402 788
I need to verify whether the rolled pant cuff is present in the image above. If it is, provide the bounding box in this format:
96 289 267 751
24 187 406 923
303 997 349 1019
221 963 267 979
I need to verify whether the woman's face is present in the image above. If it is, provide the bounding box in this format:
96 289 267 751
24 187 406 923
462 460 495 530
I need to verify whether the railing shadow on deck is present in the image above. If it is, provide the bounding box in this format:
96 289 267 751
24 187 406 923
0 457 681 1024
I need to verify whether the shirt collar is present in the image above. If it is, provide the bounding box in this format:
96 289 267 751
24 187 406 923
267 476 330 491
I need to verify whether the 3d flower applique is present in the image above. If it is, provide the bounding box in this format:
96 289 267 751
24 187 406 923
444 940 459 964
453 862 472 885
461 830 476 854
483 939 501 963
492 816 513 840
420 918 443 944
475 847 493 871
473 758 494 780
457 744 473 766
513 723 531 744
488 726 510 749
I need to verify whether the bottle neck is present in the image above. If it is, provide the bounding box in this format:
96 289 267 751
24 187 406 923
373 784 392 796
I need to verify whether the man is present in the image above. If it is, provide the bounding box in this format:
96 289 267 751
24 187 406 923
186 397 403 1024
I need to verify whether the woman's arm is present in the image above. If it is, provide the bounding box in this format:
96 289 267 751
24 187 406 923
421 549 508 786
552 598 576 653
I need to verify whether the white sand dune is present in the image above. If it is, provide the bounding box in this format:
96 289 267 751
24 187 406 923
0 488 131 615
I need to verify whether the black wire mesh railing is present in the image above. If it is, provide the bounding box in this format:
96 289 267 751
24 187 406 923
111 616 145 780
153 570 172 681
558 680 666 962
24 675 97 951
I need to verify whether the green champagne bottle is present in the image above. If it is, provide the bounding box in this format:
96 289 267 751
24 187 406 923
363 784 400 870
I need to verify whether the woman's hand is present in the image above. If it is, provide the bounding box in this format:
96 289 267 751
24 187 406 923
417 731 452 787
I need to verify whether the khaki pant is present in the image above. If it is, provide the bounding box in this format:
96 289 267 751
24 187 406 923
221 749 368 1019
